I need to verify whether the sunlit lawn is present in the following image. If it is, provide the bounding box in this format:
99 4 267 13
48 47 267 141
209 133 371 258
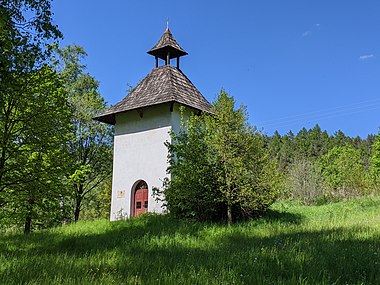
1 197 379 284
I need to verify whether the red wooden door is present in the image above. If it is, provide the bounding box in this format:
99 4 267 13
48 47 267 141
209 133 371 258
134 188 148 216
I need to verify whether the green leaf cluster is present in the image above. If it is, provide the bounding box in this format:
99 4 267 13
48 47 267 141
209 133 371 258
318 145 369 199
0 65 71 232
52 45 113 223
0 1 75 233
370 134 380 193
1 1 113 232
161 90 281 223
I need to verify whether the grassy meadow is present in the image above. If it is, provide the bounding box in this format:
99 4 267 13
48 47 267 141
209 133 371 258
0 197 379 285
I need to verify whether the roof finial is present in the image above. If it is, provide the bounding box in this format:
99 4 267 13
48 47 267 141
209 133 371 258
166 17 169 30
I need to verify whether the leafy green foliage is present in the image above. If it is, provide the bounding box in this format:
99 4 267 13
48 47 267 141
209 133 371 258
161 114 224 221
1 2 112 231
161 91 281 223
0 1 70 233
319 145 368 199
0 65 71 232
267 125 377 204
53 45 113 222
207 92 281 223
0 0 61 73
370 134 380 193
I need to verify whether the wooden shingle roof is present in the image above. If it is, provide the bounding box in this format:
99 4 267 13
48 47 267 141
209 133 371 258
93 65 212 125
147 28 188 60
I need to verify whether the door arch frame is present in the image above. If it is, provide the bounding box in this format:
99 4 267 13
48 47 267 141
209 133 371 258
130 179 149 217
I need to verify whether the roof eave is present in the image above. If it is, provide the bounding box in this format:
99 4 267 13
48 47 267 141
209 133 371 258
92 100 212 126
147 47 188 60
92 113 116 125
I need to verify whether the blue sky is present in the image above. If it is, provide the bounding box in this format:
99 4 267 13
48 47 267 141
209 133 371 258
52 1 380 137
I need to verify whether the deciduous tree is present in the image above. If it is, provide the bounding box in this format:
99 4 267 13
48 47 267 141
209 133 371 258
0 0 70 233
162 91 281 224
319 145 368 199
53 45 113 222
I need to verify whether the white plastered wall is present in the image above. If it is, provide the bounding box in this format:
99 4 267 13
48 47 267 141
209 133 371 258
110 103 193 220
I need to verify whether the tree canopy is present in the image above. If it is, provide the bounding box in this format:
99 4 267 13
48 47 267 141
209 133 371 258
160 90 281 224
0 0 71 232
53 44 113 222
0 1 112 232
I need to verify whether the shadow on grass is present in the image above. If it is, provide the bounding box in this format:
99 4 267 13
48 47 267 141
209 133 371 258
261 209 304 224
0 214 379 285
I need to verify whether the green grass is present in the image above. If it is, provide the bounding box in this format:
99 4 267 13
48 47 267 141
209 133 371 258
1 197 379 285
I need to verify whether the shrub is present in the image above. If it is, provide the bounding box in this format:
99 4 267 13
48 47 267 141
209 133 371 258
158 91 281 223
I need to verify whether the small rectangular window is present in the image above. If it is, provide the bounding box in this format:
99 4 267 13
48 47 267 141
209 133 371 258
144 201 148 209
136 202 141 209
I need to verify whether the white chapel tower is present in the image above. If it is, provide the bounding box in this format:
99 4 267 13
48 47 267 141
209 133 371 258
94 28 212 220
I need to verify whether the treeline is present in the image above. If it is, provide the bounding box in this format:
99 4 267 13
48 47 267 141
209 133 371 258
0 1 112 233
265 126 380 204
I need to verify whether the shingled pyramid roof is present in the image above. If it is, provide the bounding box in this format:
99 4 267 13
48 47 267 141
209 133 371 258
147 28 188 60
93 65 212 125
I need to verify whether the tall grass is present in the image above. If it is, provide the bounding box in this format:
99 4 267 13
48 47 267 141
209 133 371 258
1 197 379 284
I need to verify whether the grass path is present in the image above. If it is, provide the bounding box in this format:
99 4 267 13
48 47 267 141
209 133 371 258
1 197 379 284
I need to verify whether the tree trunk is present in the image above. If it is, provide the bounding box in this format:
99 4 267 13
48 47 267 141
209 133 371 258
227 204 232 225
74 184 83 222
0 143 7 189
74 197 81 222
24 214 31 234
24 195 34 234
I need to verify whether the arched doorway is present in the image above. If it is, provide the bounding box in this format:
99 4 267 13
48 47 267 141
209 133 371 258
133 180 148 216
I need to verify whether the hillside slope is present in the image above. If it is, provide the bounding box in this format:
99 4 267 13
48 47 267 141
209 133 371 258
1 197 379 285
